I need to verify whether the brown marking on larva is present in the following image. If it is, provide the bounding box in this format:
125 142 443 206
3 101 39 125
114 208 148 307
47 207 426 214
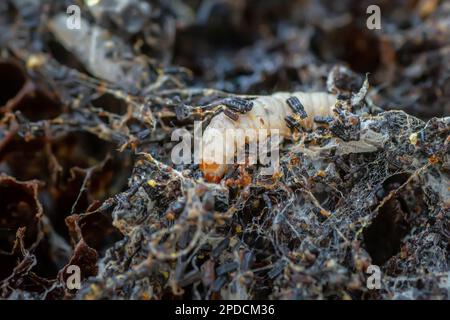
263 106 270 118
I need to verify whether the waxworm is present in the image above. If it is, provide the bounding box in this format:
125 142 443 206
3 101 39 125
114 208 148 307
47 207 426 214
200 91 337 182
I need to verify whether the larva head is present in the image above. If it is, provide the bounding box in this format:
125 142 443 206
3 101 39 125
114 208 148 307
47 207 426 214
200 161 227 183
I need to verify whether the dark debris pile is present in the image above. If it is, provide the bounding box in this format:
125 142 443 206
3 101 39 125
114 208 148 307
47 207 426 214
0 0 448 300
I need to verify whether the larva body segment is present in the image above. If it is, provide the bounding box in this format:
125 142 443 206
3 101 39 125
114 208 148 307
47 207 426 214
200 92 336 181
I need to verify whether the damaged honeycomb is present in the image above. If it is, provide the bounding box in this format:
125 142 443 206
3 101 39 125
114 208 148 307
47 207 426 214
0 0 448 300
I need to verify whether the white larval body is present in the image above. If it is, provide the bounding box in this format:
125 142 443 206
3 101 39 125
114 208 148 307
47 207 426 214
201 92 336 181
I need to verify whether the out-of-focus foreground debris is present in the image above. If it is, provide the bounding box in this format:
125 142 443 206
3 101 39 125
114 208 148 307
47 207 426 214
0 0 448 300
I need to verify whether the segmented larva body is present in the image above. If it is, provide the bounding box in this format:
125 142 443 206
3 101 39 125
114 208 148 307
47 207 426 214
200 92 336 182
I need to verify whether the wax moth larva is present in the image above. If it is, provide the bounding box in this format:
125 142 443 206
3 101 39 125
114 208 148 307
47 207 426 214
200 91 337 182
